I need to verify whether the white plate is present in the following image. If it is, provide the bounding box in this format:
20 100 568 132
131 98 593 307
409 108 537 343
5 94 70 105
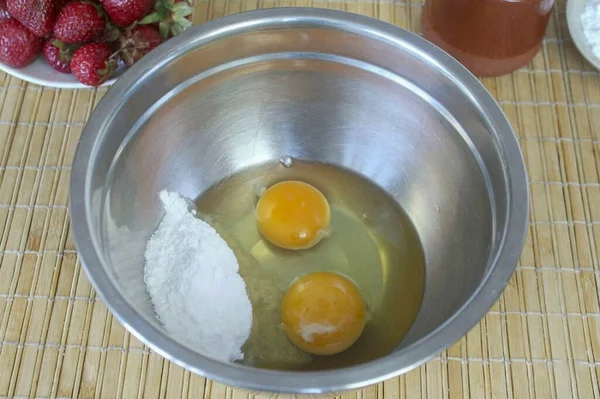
0 53 125 88
567 0 600 71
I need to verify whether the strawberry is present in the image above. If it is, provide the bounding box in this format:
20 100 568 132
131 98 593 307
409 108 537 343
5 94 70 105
140 0 193 39
70 42 116 86
6 0 58 37
0 19 43 68
53 1 105 44
100 0 153 27
43 38 77 73
119 25 161 66
0 0 11 22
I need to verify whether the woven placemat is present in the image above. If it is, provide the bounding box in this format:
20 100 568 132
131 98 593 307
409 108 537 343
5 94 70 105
1 0 599 397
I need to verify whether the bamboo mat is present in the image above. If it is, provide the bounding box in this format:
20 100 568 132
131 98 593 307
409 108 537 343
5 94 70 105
0 0 599 397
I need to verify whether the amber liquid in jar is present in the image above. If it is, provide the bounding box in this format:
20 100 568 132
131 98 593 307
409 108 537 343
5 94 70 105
422 0 555 77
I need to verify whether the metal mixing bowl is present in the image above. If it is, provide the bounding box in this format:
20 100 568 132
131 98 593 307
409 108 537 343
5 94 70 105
70 8 529 393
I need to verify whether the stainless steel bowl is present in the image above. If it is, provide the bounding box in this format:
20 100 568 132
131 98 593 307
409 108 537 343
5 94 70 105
70 8 529 393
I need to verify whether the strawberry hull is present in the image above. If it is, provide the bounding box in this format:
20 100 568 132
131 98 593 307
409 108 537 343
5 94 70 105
119 25 162 66
43 38 74 73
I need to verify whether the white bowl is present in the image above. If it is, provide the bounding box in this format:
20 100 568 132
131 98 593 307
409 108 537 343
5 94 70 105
567 0 600 71
0 53 125 88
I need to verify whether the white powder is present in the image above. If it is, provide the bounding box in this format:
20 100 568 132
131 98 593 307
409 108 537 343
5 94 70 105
300 323 337 343
144 190 252 363
582 0 600 59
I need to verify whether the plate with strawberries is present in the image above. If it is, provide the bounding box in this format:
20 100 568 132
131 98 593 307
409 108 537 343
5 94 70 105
0 0 193 87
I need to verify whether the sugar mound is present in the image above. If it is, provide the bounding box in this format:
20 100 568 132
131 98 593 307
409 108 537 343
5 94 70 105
144 190 252 362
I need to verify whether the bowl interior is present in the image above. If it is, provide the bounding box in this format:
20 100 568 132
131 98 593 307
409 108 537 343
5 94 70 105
101 30 500 357
74 9 522 389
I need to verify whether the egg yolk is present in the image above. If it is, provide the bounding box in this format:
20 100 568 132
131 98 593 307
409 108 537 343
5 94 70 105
280 272 367 356
256 180 330 250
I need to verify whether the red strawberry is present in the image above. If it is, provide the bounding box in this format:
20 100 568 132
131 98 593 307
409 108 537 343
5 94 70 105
140 0 193 39
119 25 161 66
53 1 105 44
0 0 11 22
70 42 116 86
6 0 58 37
100 0 153 27
43 38 77 73
0 19 42 68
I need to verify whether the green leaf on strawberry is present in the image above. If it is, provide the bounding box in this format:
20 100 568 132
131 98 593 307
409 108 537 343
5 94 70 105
140 0 194 39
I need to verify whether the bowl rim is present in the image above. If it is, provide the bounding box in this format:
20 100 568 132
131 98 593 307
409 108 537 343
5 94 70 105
70 7 529 393
0 56 120 88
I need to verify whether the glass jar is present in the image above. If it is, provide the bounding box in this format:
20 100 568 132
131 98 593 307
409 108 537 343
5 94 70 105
422 0 555 77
